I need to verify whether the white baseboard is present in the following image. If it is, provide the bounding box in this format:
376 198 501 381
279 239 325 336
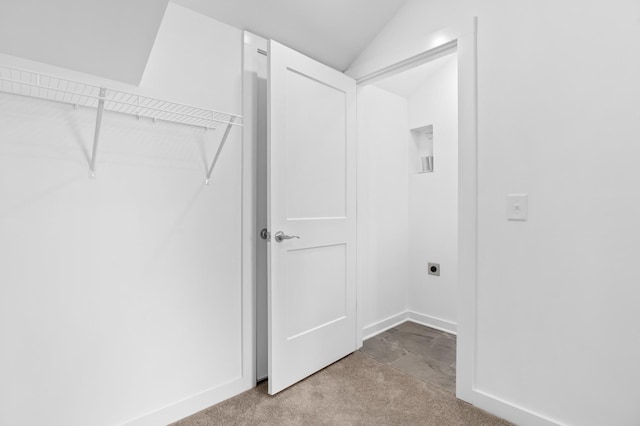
362 310 458 340
126 312 555 426
362 311 409 340
467 388 565 426
121 376 253 426
363 312 560 425
407 311 457 335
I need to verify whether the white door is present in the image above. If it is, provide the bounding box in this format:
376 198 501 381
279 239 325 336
267 40 357 395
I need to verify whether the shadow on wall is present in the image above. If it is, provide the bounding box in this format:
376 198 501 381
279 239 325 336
1 93 237 183
148 183 205 266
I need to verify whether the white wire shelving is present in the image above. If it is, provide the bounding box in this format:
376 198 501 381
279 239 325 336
0 64 243 182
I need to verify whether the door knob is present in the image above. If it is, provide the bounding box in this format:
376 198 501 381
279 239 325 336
274 231 300 243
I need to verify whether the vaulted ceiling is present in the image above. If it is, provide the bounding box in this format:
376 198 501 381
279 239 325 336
173 0 407 71
0 0 169 85
0 0 407 84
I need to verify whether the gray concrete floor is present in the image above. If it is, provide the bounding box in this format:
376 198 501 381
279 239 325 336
359 321 456 393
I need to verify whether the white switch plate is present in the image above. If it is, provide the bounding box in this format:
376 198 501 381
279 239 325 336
507 194 528 221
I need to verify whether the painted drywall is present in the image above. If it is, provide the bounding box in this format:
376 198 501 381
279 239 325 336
0 4 247 426
407 53 458 329
348 1 640 425
357 85 409 336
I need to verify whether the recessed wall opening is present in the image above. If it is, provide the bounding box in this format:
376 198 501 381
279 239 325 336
411 124 434 173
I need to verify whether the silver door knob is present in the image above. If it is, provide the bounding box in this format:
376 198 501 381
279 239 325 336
274 231 300 243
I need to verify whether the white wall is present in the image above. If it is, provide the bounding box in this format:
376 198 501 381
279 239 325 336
407 54 458 330
358 54 458 336
0 4 250 426
348 1 640 425
358 55 458 337
357 85 409 337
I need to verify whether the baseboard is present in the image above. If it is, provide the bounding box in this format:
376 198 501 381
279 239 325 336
407 311 457 335
466 388 565 426
120 376 253 426
362 310 457 340
362 311 409 340
122 313 558 426
366 312 558 425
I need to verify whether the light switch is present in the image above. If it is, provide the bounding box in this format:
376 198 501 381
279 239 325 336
507 194 528 221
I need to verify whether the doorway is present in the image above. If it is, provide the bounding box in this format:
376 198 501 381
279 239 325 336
356 47 459 390
244 24 478 403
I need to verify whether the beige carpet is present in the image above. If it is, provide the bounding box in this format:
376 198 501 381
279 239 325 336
172 352 512 426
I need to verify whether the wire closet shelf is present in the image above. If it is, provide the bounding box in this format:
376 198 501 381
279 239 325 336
0 64 243 181
0 65 242 129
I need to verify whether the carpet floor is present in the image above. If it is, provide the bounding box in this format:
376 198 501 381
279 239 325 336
172 352 512 426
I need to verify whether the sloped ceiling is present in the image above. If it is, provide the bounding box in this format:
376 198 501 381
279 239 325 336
173 0 408 71
0 0 169 85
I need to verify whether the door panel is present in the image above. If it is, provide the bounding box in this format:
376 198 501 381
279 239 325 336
285 243 347 339
284 69 347 219
268 40 357 395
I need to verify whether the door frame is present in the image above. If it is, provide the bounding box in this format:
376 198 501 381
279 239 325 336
352 18 478 404
242 31 267 389
241 17 479 405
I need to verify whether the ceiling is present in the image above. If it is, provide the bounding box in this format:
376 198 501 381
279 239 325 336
0 0 407 84
0 0 169 85
173 0 408 71
373 52 456 98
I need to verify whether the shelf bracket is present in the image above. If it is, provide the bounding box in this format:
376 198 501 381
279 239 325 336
89 87 107 178
205 117 235 185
